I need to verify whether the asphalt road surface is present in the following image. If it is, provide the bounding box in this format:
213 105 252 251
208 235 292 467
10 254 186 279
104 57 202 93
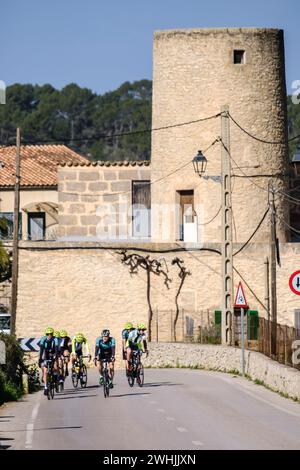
1 368 300 450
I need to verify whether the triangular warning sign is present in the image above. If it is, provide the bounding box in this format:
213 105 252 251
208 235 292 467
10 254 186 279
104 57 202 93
234 282 248 308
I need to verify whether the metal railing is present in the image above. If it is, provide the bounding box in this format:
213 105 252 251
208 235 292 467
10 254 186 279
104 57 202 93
151 309 300 370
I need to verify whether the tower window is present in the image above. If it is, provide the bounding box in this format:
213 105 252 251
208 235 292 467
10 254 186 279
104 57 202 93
233 50 245 64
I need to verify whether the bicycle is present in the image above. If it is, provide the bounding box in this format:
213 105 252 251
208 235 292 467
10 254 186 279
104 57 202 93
58 352 70 392
44 359 55 400
127 350 144 388
100 359 111 398
71 355 88 389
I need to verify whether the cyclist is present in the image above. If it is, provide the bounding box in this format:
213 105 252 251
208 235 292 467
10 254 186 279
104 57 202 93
126 323 149 372
94 329 116 388
58 330 72 382
121 322 134 373
39 327 58 395
71 333 91 373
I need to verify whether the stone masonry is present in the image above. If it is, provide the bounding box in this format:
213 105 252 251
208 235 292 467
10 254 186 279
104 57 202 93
151 28 289 243
58 161 151 239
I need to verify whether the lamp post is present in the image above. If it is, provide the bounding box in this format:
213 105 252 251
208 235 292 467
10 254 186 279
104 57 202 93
192 150 208 176
192 106 233 346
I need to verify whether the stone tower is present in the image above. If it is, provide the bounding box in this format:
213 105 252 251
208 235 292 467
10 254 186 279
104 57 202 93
151 28 289 244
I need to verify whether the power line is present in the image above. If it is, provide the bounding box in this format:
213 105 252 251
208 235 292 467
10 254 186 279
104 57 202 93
275 212 300 235
60 138 220 199
233 206 270 257
228 112 300 145
199 205 221 226
0 113 221 147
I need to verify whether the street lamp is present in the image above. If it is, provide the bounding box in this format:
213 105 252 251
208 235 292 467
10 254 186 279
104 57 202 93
192 150 207 176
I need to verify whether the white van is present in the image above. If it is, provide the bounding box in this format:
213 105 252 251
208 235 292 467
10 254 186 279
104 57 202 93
0 313 11 334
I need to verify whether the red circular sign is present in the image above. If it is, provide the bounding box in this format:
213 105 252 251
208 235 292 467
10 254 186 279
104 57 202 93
289 270 300 296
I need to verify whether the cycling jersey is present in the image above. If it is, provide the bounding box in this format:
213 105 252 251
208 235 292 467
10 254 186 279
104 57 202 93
126 329 146 350
58 336 71 354
95 337 116 360
71 336 89 357
39 336 58 364
122 329 130 341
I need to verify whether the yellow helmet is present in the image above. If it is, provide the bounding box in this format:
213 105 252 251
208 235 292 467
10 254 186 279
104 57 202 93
60 330 68 337
137 323 147 330
54 331 61 338
45 327 54 335
124 322 134 330
75 333 84 343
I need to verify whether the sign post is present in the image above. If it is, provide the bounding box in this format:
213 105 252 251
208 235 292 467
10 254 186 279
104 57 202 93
234 282 248 377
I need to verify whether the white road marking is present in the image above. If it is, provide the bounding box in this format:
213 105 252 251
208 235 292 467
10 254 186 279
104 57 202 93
192 440 204 446
25 401 40 449
166 417 175 421
177 427 188 433
149 401 157 404
157 408 165 412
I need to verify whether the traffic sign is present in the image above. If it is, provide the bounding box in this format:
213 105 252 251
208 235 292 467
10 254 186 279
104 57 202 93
19 338 41 352
234 282 248 308
289 270 300 296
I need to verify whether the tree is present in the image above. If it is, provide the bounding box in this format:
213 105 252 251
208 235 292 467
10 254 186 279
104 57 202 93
171 258 191 341
118 251 171 341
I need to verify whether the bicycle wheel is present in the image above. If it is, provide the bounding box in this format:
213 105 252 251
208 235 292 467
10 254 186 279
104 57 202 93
137 364 144 387
49 377 55 399
103 370 109 398
128 369 135 387
46 374 51 400
80 364 87 388
72 368 79 388
55 376 60 393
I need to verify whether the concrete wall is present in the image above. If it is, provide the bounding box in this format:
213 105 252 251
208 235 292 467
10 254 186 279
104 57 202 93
58 162 151 239
151 28 289 243
144 342 300 401
15 241 300 355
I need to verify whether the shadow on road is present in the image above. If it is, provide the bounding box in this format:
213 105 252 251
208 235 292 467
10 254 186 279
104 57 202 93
0 437 14 450
142 382 183 388
54 394 98 400
32 426 82 431
110 392 150 398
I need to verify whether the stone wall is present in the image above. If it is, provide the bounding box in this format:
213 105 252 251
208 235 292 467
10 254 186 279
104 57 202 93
58 162 151 239
144 342 300 401
151 28 289 243
16 241 300 363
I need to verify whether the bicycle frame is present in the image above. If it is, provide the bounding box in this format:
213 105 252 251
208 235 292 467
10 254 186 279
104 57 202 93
100 359 110 398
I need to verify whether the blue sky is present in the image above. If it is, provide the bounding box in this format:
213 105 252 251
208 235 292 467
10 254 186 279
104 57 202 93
1 0 299 95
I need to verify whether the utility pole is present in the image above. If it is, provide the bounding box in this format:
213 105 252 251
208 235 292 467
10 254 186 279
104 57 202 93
221 105 234 345
10 128 21 336
264 256 271 355
269 185 277 357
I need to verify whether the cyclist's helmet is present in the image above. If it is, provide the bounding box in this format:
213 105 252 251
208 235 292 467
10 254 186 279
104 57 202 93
101 329 110 337
75 333 84 342
54 331 61 338
45 327 54 335
137 323 147 330
60 330 68 337
124 322 134 330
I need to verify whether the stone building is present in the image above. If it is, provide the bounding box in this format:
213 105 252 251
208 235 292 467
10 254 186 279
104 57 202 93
13 28 300 353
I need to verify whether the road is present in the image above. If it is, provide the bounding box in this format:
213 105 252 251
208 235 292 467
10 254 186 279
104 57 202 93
1 368 300 450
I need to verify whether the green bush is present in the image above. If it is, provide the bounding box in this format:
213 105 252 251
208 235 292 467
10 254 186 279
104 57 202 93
26 363 41 393
0 333 41 404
